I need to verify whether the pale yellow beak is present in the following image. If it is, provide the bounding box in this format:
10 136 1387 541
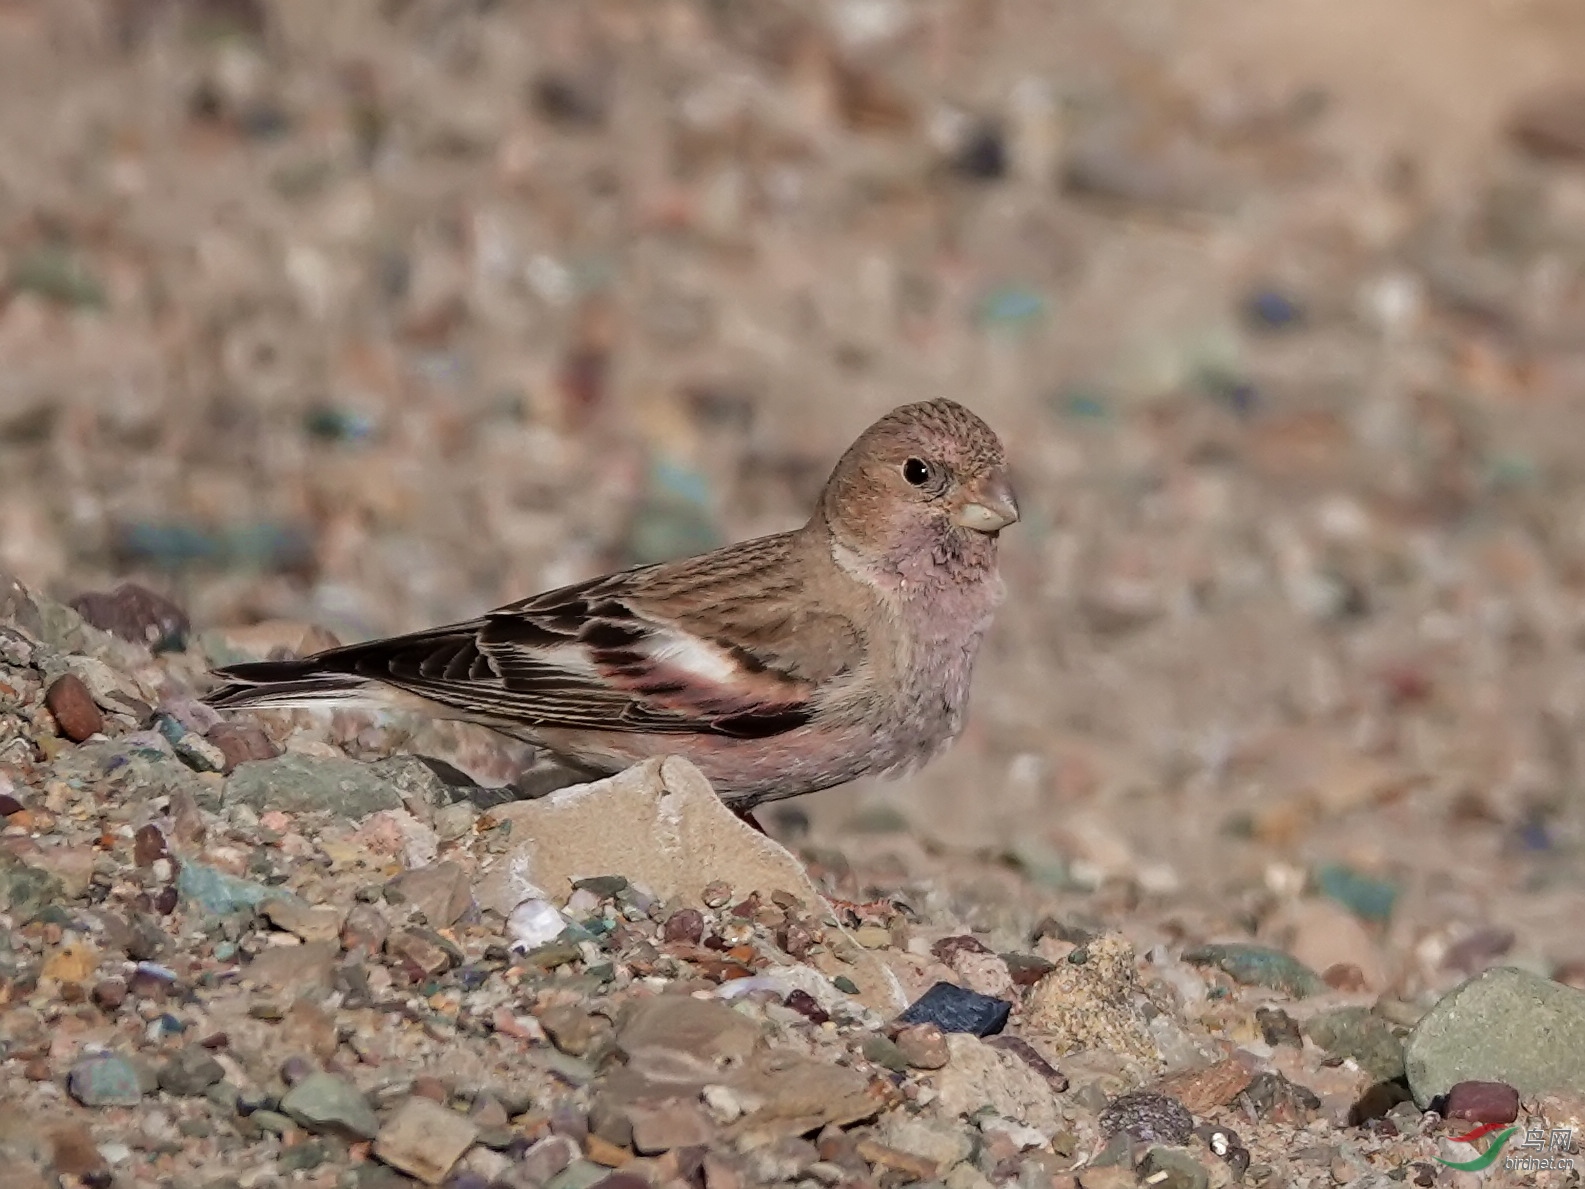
952 468 1020 533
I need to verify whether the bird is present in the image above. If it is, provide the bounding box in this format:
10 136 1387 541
205 397 1018 818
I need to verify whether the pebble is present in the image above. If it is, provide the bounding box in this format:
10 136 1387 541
895 982 1011 1037
509 898 572 950
176 862 273 916
1021 934 1157 1066
226 753 404 816
1442 1079 1520 1125
374 1096 480 1184
1182 943 1325 998
0 852 66 923
894 1023 951 1069
1099 1092 1194 1145
280 1072 380 1140
387 860 471 927
45 673 103 741
204 721 281 772
1304 1007 1406 1081
1138 1146 1211 1189
70 583 190 652
68 1054 145 1107
157 1045 226 1096
261 895 345 943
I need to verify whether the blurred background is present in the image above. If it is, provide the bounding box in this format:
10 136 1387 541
5 0 1585 970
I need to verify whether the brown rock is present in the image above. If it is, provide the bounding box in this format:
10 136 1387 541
70 583 189 652
243 941 339 993
342 903 391 953
855 1137 941 1181
893 1023 950 1070
261 897 345 944
45 674 102 742
387 861 471 928
133 824 169 868
386 928 454 976
48 1122 106 1178
627 1099 715 1153
205 722 281 773
1444 1080 1520 1126
1154 1057 1256 1114
540 1005 613 1057
373 1096 480 1185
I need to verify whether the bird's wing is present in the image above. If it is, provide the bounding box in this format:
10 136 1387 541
216 531 866 740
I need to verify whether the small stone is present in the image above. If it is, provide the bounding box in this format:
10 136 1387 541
386 928 455 976
244 940 340 994
387 861 471 928
663 907 706 945
93 977 128 1010
702 880 733 908
342 903 391 953
158 1045 226 1096
508 899 571 950
280 1072 379 1140
1154 1058 1256 1114
1021 933 1157 1067
1183 943 1324 998
929 1035 1065 1136
177 861 273 916
1138 1146 1210 1189
1099 1092 1194 1144
46 674 103 741
520 1135 580 1184
874 1114 973 1173
0 852 66 923
1304 1007 1405 1081
133 823 169 868
895 982 1011 1037
68 1053 145 1106
855 1137 942 1181
204 722 280 773
1235 1072 1320 1124
540 1005 613 1057
226 754 403 817
373 1096 480 1184
262 896 345 944
47 1121 107 1178
1442 1080 1520 1125
1255 1007 1302 1047
70 583 190 651
861 1034 909 1072
572 874 629 898
627 1099 715 1153
40 942 97 984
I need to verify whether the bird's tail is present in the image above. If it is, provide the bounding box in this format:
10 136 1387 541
205 659 374 711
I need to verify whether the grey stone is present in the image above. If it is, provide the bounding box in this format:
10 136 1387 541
176 862 273 917
386 861 470 928
280 1072 379 1140
158 1045 226 1096
68 1054 145 1107
226 754 403 818
1406 966 1585 1106
1304 1007 1405 1082
0 853 66 924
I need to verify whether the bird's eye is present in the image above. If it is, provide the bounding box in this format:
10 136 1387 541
902 457 931 486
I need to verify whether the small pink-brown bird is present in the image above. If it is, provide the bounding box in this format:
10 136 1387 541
206 398 1017 813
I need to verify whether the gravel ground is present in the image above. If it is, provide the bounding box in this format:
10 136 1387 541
6 0 1585 1186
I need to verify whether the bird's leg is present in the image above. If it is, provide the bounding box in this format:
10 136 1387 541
732 805 768 835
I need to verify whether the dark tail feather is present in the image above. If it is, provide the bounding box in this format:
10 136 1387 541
205 658 370 710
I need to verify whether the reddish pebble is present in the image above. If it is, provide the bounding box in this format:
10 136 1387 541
92 978 127 1010
931 935 994 964
204 721 281 773
70 582 190 652
133 823 168 868
663 908 705 945
45 674 103 742
893 1023 950 1069
701 881 732 908
0 792 22 816
1444 1080 1520 1126
783 989 829 1024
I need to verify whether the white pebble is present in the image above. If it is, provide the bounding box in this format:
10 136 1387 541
507 898 569 950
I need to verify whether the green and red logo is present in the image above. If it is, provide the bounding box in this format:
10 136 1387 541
1437 1122 1517 1171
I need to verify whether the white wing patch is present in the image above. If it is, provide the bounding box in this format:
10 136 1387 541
644 632 740 685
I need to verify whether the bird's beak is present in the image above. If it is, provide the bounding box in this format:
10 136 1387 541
952 468 1020 534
